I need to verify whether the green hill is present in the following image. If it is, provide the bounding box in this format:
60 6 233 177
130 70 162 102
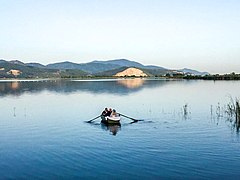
0 59 210 78
0 60 87 78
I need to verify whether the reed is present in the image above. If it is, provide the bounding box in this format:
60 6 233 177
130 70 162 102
183 104 188 116
182 103 190 120
236 99 240 125
216 102 221 118
225 97 240 130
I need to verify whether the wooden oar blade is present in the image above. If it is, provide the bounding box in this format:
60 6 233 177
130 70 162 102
86 115 101 123
119 113 143 122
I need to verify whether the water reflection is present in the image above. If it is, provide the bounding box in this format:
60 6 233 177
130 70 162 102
10 81 20 90
0 78 174 97
1 79 240 178
101 124 121 136
117 78 145 88
89 122 121 136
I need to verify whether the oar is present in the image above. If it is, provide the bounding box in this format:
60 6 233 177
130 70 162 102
118 113 143 122
86 115 101 123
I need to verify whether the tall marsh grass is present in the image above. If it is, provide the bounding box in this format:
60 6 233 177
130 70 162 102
225 97 240 131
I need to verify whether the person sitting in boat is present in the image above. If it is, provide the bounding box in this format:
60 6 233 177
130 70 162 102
101 108 109 117
106 108 112 116
110 109 118 117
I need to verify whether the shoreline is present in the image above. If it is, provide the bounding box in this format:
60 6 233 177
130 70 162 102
0 77 170 82
0 76 240 82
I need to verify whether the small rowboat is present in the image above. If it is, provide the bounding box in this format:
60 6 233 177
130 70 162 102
101 115 121 125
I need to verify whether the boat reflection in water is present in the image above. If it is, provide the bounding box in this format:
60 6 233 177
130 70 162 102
101 124 121 136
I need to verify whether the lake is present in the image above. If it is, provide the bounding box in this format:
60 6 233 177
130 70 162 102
0 78 240 179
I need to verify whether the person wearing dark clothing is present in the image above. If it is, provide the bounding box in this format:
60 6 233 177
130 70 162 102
102 108 108 117
106 108 112 116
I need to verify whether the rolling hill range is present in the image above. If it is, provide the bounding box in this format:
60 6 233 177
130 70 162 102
0 59 208 78
0 60 87 78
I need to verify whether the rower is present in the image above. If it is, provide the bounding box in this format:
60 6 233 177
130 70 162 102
106 108 112 116
101 108 108 117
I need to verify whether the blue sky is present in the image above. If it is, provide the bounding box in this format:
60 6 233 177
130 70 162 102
0 0 240 73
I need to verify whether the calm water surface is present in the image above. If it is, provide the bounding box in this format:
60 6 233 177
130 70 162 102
0 79 240 179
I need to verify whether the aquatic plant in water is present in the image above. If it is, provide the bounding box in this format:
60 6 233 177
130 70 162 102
225 97 240 131
182 103 191 120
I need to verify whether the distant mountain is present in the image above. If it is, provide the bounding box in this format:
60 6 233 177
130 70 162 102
47 59 168 74
9 60 26 66
0 60 87 78
79 62 122 74
94 66 168 77
0 61 53 78
47 61 122 74
143 68 171 76
180 68 209 76
47 61 80 70
92 59 167 70
0 59 7 63
92 59 145 68
94 67 129 76
26 63 46 68
0 59 210 78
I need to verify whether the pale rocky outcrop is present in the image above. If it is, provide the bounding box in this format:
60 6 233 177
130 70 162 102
115 68 148 77
7 69 22 76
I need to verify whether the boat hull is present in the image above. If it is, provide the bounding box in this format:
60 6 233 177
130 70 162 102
101 116 121 125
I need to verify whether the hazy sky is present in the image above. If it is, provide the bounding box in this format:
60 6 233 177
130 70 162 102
1 0 240 73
